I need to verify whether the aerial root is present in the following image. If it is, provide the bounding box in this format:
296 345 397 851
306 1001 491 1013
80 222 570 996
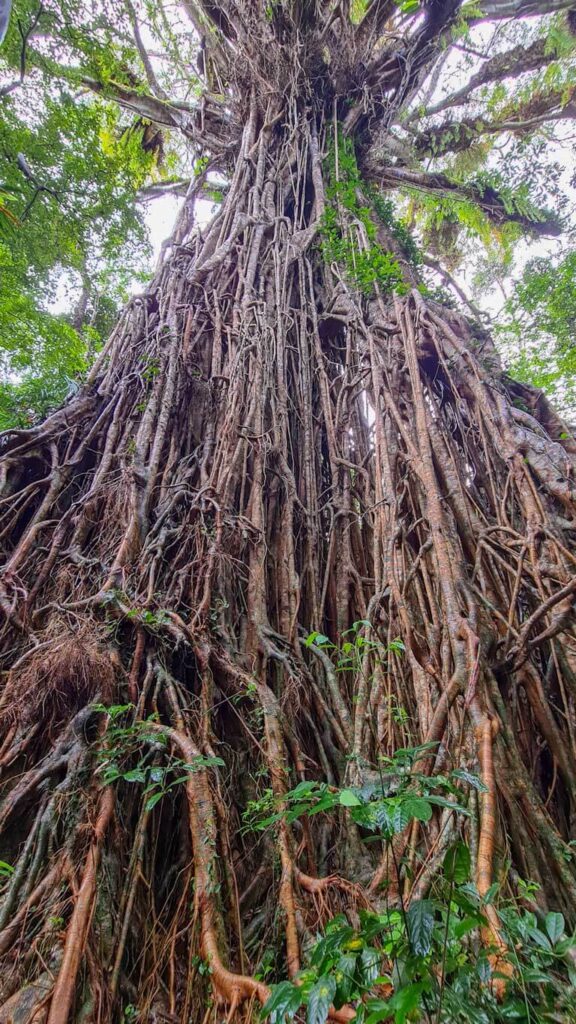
474 713 513 999
46 788 114 1024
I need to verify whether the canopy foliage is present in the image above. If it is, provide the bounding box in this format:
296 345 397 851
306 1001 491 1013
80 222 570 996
1 0 576 421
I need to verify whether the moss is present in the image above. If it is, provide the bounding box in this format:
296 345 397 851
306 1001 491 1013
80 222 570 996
319 130 419 296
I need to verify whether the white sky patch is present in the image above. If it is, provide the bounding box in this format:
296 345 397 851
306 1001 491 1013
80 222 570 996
145 194 183 262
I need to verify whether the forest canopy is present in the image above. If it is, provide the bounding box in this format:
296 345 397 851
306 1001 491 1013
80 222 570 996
1 0 576 425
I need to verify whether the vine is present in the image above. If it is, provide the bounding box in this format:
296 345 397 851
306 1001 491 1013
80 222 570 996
319 131 410 295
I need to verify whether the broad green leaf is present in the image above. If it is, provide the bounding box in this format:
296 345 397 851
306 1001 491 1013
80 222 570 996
443 842 471 884
526 926 552 950
364 999 392 1024
426 794 471 816
391 801 412 833
184 756 225 771
499 1000 531 1019
452 768 488 792
402 796 432 823
360 946 381 985
122 769 147 783
544 911 564 945
406 900 435 956
388 982 424 1024
339 789 362 807
308 794 340 815
388 638 405 654
145 791 164 811
454 915 480 939
307 975 336 1024
333 954 357 1005
305 632 332 648
289 781 321 797
399 0 420 13
262 981 302 1023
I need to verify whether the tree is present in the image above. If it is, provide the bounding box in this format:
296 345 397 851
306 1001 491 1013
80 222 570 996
0 1 576 1022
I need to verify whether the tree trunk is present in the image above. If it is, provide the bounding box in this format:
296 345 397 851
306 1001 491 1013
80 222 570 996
0 91 575 1023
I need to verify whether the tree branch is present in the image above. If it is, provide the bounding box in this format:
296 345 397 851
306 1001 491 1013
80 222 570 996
418 37 561 118
0 4 43 98
422 254 484 319
124 0 170 101
137 179 191 201
80 76 189 129
138 177 230 203
354 0 398 56
411 85 576 157
180 0 237 41
366 162 562 235
472 0 574 20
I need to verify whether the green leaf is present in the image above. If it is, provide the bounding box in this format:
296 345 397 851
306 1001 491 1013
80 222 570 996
305 632 332 648
522 968 552 984
333 954 357 1004
169 776 193 787
426 795 471 816
364 999 392 1024
452 769 488 792
360 946 381 985
544 911 564 945
391 800 412 834
402 797 432 823
290 781 321 798
308 794 340 815
454 915 480 939
388 638 405 654
307 975 336 1024
339 789 362 807
310 923 355 967
499 1000 530 1019
443 842 471 884
399 0 420 13
145 791 164 811
184 756 225 771
262 981 302 1023
122 769 147 783
481 881 501 907
388 982 424 1024
526 926 552 950
406 900 435 956
0 860 14 876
